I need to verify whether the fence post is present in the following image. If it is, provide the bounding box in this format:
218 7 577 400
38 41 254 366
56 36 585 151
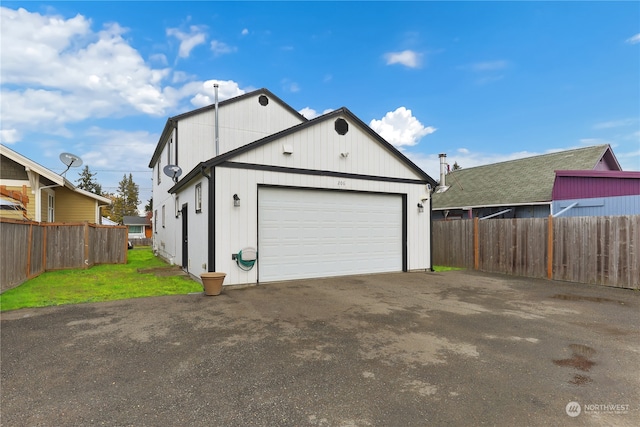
547 215 553 280
43 223 48 270
84 222 90 269
26 223 33 278
473 217 479 270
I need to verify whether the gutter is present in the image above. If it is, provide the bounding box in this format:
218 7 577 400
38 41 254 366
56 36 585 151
429 191 434 272
200 165 215 272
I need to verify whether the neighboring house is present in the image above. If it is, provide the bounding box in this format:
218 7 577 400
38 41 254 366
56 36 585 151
551 170 640 217
0 144 111 223
101 217 119 226
149 88 436 286
123 215 152 239
432 145 624 220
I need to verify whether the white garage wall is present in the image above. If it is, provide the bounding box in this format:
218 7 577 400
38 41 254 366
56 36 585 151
213 166 430 286
230 114 421 180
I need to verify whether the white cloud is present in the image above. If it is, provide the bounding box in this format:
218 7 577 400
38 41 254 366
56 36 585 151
241 28 249 36
210 40 237 56
298 107 334 120
0 6 252 144
299 107 318 119
384 50 422 68
0 129 20 144
189 80 245 108
166 25 207 58
626 33 640 44
149 53 168 65
369 107 435 147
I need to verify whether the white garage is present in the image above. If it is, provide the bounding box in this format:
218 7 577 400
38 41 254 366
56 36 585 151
258 187 404 282
152 89 436 286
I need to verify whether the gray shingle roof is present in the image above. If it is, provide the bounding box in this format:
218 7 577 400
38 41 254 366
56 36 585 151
123 216 150 226
432 145 611 210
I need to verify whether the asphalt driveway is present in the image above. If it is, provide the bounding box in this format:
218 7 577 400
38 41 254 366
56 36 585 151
1 271 639 426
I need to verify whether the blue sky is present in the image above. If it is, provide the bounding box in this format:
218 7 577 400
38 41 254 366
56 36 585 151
1 1 639 209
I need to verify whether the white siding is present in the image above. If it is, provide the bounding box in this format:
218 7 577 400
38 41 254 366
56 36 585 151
152 133 180 263
213 167 431 286
230 115 423 181
175 94 305 178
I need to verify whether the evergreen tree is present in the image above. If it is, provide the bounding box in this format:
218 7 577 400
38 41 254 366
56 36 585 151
106 174 140 224
76 165 102 195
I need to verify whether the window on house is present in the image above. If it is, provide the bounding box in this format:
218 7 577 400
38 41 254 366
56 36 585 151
157 163 161 184
175 196 180 217
195 183 202 213
47 193 55 222
162 205 166 228
167 139 172 164
128 225 143 234
154 209 158 232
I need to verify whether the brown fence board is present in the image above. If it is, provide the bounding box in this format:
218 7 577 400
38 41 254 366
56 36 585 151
434 215 639 289
1 219 127 292
432 220 474 268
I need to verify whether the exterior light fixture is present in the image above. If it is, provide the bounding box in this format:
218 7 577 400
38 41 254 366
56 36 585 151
233 194 240 207
417 202 424 213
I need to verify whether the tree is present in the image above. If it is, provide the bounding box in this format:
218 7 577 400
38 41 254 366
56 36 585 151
145 197 153 213
105 174 140 224
76 165 102 195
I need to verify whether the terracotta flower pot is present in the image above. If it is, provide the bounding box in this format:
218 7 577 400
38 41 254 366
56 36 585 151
200 272 226 296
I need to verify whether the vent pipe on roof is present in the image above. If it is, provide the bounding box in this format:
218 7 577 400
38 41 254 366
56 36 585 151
439 153 447 187
214 83 219 156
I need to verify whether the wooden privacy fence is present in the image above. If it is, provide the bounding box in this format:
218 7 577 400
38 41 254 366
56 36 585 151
0 219 128 292
433 215 639 289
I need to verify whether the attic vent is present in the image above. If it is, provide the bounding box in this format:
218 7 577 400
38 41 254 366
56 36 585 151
335 118 348 135
258 95 269 106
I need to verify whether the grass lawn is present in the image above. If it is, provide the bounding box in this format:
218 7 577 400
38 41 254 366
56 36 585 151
0 248 203 312
433 265 464 272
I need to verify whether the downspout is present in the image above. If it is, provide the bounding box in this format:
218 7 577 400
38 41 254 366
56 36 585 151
200 165 215 272
429 190 434 272
174 120 178 165
37 183 63 222
214 83 219 156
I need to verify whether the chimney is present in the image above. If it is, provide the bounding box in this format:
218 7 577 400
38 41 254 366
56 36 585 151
439 153 447 187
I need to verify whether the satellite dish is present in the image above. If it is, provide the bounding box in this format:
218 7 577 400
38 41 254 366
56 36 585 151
59 152 83 176
163 164 183 183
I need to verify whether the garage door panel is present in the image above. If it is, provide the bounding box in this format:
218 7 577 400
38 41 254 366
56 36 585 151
258 187 403 282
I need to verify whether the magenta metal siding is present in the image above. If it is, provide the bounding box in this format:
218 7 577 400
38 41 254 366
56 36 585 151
552 171 640 200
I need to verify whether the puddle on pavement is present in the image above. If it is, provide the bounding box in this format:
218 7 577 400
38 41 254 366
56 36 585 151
569 374 593 386
551 294 623 304
553 344 596 381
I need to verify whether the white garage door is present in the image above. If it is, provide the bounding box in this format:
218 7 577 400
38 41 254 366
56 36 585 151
258 187 403 282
